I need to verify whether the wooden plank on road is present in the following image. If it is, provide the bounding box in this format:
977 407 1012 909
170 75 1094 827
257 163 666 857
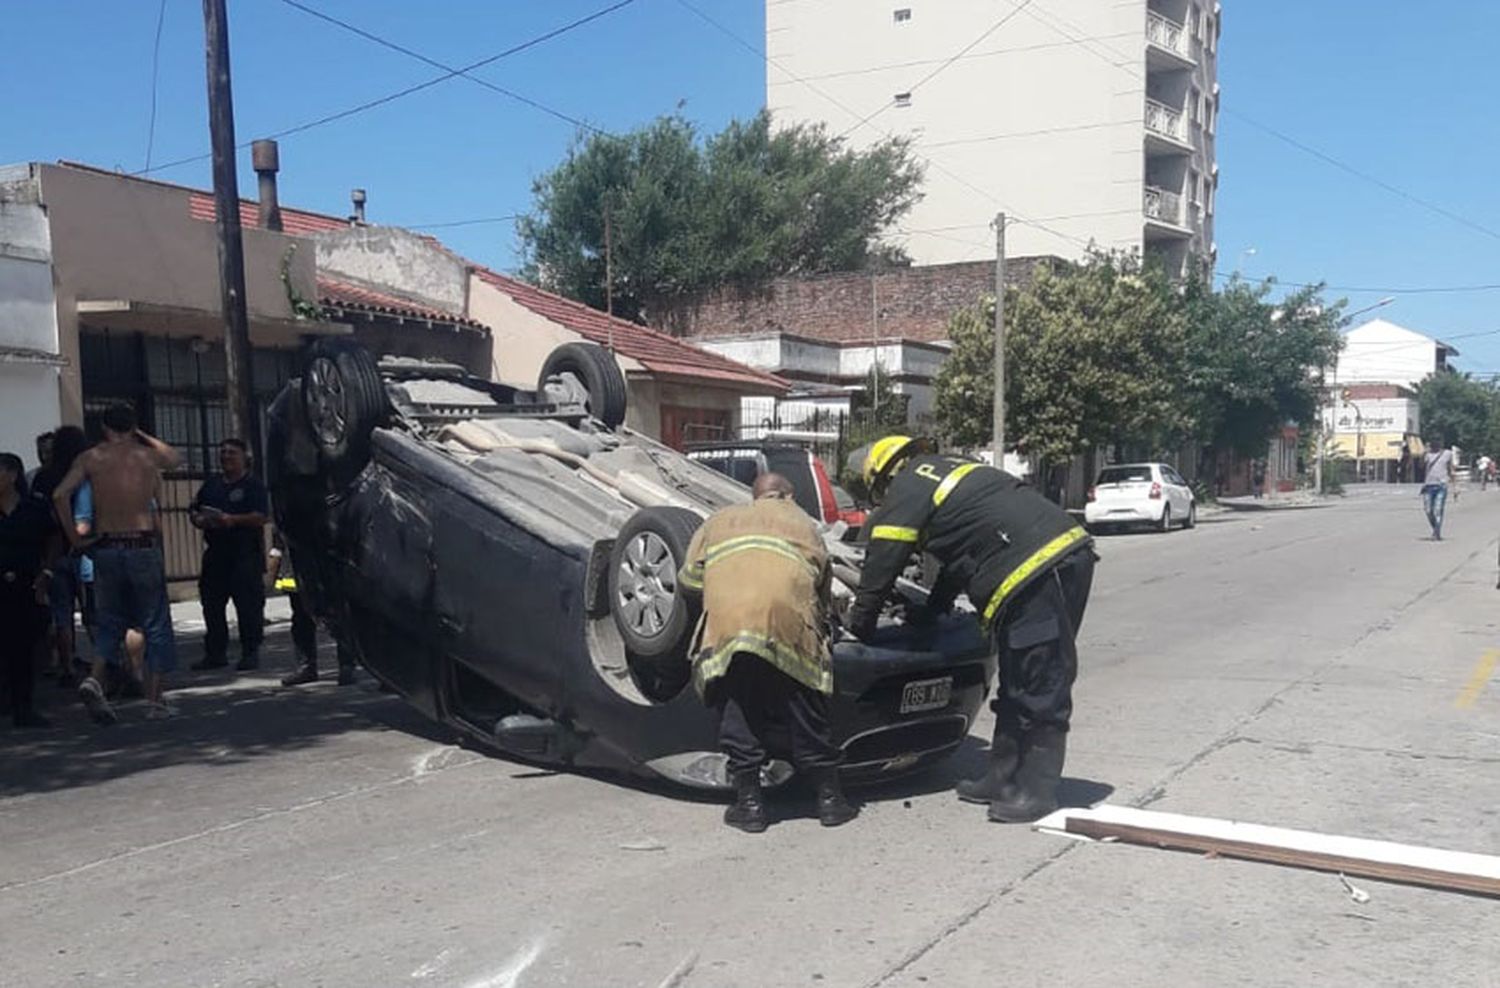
1034 805 1500 898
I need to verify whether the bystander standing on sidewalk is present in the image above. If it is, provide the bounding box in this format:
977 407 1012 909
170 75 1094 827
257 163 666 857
189 439 269 672
1 452 53 728
53 405 181 723
28 425 89 685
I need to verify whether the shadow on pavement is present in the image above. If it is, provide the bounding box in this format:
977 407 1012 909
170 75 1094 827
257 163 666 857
0 620 446 799
0 678 429 799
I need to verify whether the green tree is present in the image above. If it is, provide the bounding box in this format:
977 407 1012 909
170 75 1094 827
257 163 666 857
518 112 923 322
1416 371 1500 453
1182 278 1345 456
933 252 1188 460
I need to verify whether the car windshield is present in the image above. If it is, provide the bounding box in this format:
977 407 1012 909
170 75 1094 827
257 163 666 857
1097 465 1153 484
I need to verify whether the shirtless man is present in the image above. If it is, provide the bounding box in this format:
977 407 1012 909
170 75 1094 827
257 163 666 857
54 404 182 723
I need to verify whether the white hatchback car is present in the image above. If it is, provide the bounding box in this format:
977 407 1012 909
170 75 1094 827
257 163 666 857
1085 462 1196 533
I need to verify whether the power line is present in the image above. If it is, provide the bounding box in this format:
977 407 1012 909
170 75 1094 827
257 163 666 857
278 0 609 137
1024 0 1500 248
837 0 1038 139
1223 110 1500 245
138 0 637 175
1214 272 1500 296
920 119 1132 150
405 214 523 230
142 0 169 173
782 31 1141 84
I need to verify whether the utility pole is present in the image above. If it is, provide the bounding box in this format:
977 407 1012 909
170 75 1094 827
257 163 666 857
603 203 614 352
202 0 256 454
992 212 1006 467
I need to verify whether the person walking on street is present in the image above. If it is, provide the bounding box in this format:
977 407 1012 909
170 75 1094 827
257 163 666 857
1 452 54 728
847 436 1096 824
678 472 856 833
1421 439 1456 541
1477 454 1492 492
190 439 269 672
52 405 181 723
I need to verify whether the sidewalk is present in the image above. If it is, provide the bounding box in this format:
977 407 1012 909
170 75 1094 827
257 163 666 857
168 594 292 637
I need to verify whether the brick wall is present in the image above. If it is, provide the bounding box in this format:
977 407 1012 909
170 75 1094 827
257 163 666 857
657 256 1059 344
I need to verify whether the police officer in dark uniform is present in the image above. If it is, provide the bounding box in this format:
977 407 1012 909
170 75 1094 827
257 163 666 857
189 438 269 672
846 436 1096 823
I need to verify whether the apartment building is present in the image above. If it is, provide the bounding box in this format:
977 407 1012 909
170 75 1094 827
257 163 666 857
766 0 1220 277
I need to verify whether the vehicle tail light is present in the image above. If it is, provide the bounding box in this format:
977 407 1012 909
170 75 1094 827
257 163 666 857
811 456 839 523
1149 482 1162 499
1086 486 1096 502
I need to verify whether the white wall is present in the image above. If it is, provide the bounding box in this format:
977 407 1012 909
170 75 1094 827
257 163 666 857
1 164 63 463
767 0 1220 268
1337 320 1445 389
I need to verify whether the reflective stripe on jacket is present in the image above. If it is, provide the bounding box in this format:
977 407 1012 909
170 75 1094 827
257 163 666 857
679 497 833 696
849 454 1091 637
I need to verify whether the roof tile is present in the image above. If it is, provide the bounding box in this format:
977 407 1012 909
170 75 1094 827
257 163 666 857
474 268 787 393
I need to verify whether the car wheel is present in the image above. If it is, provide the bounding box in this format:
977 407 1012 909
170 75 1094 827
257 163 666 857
1185 502 1197 529
538 342 628 429
301 338 388 481
1158 505 1172 533
609 506 703 660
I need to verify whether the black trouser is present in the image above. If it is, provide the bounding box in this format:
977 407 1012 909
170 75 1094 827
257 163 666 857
200 549 265 661
991 551 1094 736
1 584 45 719
289 592 317 664
716 656 842 776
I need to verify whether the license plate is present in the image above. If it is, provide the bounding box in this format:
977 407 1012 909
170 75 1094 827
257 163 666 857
899 676 953 714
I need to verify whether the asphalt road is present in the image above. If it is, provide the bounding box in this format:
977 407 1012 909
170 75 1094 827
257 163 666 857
4 486 1500 988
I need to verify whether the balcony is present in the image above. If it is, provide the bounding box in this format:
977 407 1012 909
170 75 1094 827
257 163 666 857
1143 186 1192 239
1146 11 1195 69
1144 97 1193 155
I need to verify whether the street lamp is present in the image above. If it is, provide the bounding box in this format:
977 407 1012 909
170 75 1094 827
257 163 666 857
1343 295 1397 325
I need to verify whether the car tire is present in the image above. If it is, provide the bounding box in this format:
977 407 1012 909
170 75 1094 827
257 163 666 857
609 506 703 661
1158 505 1172 533
301 338 388 481
1185 502 1197 529
539 342 628 429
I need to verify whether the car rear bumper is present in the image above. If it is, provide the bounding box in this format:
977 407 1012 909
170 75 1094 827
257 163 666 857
1085 503 1163 524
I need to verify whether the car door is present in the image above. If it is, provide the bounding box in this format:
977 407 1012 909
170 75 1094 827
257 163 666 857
1164 466 1192 516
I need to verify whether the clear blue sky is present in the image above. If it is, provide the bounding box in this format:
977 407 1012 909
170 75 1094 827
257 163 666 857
4 2 1497 368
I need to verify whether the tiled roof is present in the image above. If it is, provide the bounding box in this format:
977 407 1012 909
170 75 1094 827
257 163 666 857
475 268 787 394
318 277 486 331
188 191 350 236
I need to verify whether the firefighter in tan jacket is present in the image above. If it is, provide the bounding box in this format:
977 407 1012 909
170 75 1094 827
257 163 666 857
679 472 857 832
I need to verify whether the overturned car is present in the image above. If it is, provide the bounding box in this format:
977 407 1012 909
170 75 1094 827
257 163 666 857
268 338 995 790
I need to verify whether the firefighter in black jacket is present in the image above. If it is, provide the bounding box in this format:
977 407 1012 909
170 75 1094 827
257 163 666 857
846 436 1096 823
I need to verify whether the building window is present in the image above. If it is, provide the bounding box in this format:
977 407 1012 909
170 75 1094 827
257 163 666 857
1189 169 1201 207
894 92 912 108
893 8 911 23
1190 4 1202 39
1206 95 1217 134
1191 86 1203 125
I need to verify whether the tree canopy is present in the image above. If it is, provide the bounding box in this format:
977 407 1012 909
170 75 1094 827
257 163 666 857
933 252 1345 463
1416 371 1500 454
518 113 923 322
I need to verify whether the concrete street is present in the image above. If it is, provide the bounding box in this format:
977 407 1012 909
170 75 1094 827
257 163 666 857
4 486 1499 987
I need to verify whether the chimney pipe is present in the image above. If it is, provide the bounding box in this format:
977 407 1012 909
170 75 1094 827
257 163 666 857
251 139 282 232
351 188 367 225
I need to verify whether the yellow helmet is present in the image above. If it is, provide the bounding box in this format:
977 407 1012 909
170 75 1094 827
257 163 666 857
863 434 921 487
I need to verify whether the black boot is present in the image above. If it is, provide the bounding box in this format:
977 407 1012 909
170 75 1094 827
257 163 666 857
814 769 858 827
724 771 769 833
955 727 1020 804
281 664 318 687
987 729 1066 824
